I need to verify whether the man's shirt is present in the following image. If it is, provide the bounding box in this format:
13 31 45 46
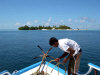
58 38 80 56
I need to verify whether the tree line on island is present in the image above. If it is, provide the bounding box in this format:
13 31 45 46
18 25 72 30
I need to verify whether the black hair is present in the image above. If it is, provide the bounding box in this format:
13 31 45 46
49 37 58 46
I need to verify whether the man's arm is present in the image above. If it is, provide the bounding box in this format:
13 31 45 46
59 52 68 59
55 52 68 62
63 48 75 63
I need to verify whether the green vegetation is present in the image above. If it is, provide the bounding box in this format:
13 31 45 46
18 25 29 30
18 25 72 30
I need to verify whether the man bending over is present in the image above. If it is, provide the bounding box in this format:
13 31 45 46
49 37 82 75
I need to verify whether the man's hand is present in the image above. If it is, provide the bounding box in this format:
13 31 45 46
63 58 68 63
55 58 60 62
63 48 75 63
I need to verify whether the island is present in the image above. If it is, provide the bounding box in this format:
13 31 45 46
18 25 72 30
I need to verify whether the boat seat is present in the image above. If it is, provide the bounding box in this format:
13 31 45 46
88 63 100 71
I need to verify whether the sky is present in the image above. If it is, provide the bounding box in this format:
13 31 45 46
0 0 100 30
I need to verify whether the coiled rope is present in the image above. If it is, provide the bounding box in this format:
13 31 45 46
33 46 67 75
46 60 67 75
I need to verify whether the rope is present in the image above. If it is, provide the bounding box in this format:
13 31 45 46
35 55 67 75
36 54 47 73
46 60 67 75
33 46 67 75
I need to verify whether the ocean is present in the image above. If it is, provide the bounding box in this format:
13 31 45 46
0 30 100 75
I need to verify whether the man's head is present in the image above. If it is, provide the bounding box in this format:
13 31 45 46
49 37 59 47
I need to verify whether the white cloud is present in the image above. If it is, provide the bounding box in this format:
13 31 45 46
80 20 85 23
15 22 20 25
45 22 50 26
43 17 52 26
80 16 96 23
34 20 38 23
81 17 88 20
48 17 52 22
22 24 25 26
60 20 64 23
26 21 32 25
67 19 72 22
88 19 96 23
54 22 58 25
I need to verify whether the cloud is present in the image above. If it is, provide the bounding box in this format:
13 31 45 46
80 16 96 23
34 20 38 23
88 19 96 23
45 22 50 26
60 20 64 23
15 22 20 25
67 19 72 22
48 17 52 22
54 22 58 25
80 20 86 23
22 24 25 26
81 17 88 20
26 21 32 25
44 17 52 26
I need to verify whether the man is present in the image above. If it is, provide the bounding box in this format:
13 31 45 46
49 37 82 75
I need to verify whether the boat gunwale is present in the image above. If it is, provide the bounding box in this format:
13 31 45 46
15 61 67 75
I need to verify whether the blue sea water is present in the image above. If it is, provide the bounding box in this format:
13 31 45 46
0 30 100 75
